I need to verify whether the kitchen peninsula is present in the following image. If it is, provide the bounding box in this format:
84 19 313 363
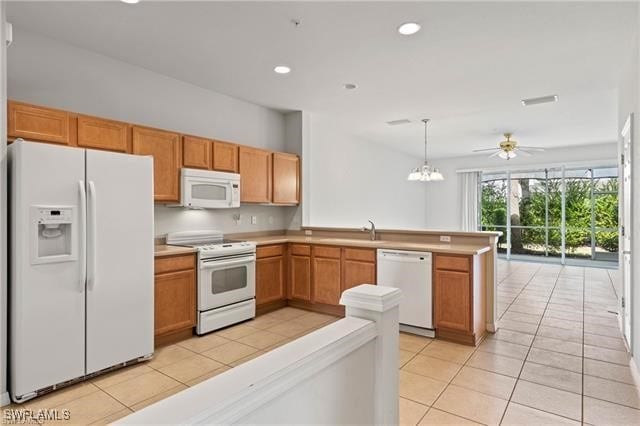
157 226 501 347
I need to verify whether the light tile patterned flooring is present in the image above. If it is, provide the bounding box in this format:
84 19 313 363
2 309 339 425
399 260 639 425
3 261 637 425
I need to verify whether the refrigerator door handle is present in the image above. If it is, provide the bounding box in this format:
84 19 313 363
87 181 97 291
78 181 87 292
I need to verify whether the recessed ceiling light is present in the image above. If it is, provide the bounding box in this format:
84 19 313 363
521 94 558 106
398 22 421 36
120 0 140 4
274 65 291 74
343 83 357 90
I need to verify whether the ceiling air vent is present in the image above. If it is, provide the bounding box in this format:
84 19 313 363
386 119 412 126
521 95 558 106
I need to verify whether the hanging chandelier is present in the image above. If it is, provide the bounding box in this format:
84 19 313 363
407 119 444 181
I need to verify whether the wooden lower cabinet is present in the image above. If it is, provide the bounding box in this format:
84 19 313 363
434 269 471 332
256 245 285 306
313 256 341 305
342 248 376 291
433 253 486 346
154 254 197 345
342 259 376 291
289 254 312 301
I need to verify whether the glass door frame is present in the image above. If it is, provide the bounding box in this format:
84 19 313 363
480 164 618 265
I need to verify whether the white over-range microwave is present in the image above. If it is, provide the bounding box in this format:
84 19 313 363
180 168 240 209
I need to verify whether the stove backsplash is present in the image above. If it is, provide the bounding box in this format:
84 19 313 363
154 204 301 238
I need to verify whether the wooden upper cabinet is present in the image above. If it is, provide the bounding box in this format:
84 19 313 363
132 126 181 202
182 135 212 170
272 152 300 204
213 141 239 172
8 100 73 145
77 115 130 153
239 146 272 203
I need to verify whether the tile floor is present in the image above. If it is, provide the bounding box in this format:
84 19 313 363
1 309 338 425
3 261 637 425
398 260 639 425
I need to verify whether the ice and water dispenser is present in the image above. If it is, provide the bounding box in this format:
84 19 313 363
31 206 76 264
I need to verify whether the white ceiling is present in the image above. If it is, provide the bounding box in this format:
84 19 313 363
6 1 637 158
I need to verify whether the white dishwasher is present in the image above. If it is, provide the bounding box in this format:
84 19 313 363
377 249 433 336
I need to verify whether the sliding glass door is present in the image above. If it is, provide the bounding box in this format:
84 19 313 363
479 166 618 265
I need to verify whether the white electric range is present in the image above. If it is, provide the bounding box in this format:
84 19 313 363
166 230 256 335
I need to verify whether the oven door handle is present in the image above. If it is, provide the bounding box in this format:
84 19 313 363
201 256 256 269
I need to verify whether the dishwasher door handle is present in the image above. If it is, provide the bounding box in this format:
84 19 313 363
379 252 430 262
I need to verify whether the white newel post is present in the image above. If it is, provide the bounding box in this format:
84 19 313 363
340 284 402 426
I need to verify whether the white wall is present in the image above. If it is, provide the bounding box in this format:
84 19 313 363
7 28 294 237
617 3 640 359
0 1 9 408
425 143 619 230
305 114 427 230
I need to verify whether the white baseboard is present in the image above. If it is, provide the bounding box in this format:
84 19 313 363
1 391 10 407
630 355 640 386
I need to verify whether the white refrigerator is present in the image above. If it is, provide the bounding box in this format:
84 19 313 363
9 140 154 403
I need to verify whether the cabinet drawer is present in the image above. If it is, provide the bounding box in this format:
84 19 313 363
290 244 311 256
435 255 470 272
343 247 376 262
257 244 284 259
313 246 341 259
154 254 195 274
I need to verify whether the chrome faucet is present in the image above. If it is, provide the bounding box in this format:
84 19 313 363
362 220 376 241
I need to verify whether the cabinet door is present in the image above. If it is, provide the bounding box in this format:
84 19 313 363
256 256 285 305
183 136 212 169
132 126 181 202
342 260 376 291
290 255 311 301
8 100 72 145
272 152 300 204
239 146 272 203
77 115 130 153
313 257 341 305
213 141 239 172
154 269 196 336
434 270 471 332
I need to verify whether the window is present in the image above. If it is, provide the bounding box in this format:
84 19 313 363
480 166 619 265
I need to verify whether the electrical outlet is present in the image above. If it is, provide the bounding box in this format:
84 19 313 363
268 216 274 225
440 235 451 243
232 213 241 225
251 215 257 225
304 230 313 236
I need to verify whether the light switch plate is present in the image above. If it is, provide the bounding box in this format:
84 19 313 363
304 230 313 236
440 235 451 243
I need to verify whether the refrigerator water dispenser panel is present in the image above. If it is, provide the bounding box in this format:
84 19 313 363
31 206 76 264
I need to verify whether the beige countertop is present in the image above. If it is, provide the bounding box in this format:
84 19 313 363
154 244 198 258
246 235 491 256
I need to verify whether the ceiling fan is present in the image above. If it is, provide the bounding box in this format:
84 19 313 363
473 133 545 160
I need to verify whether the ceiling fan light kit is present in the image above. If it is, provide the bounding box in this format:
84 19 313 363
407 119 444 181
473 132 545 161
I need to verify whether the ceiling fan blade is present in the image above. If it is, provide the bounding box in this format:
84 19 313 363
518 146 545 151
473 148 500 152
488 151 502 158
517 149 532 157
